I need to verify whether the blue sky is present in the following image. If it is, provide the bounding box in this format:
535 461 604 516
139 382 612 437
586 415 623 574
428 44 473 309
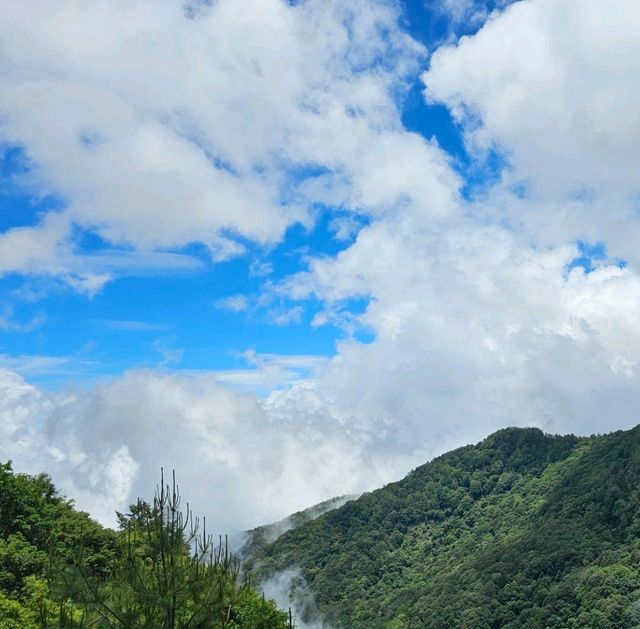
0 0 509 388
0 203 354 383
1 0 640 530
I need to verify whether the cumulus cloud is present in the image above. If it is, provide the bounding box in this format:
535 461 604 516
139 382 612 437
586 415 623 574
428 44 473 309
0 0 457 285
276 214 640 458
423 0 640 257
4 216 640 531
425 0 640 195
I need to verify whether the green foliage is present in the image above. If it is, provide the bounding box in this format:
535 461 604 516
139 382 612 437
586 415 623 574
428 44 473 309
228 591 293 628
71 471 290 628
0 463 289 628
246 426 640 628
0 587 37 629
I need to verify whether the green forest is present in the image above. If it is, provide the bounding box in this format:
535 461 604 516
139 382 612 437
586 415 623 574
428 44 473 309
0 464 289 628
244 426 640 628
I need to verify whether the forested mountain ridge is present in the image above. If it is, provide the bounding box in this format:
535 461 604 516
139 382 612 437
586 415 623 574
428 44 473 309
241 495 358 562
244 426 640 628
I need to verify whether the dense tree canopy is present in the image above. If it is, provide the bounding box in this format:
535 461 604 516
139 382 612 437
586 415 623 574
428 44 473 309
0 463 288 628
245 426 640 628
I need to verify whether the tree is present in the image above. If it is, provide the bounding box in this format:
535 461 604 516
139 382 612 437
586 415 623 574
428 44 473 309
67 470 290 628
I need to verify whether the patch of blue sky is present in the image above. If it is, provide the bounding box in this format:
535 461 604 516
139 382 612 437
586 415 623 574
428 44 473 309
565 241 627 276
398 0 519 201
400 0 516 51
399 0 453 50
401 77 508 201
0 145 30 177
0 200 370 384
461 148 510 201
333 296 376 345
0 146 64 230
402 81 466 161
279 208 368 259
69 224 116 252
0 271 335 386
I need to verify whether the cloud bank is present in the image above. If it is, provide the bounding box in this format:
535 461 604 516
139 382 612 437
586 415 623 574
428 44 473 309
3 230 640 530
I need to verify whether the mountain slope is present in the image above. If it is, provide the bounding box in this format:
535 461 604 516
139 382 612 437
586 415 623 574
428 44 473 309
244 426 640 629
241 495 357 561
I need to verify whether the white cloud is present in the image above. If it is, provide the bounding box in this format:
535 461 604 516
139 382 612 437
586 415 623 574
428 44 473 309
0 212 202 295
96 320 171 332
268 305 304 326
6 207 640 531
425 0 640 194
0 367 390 532
0 367 47 439
213 351 327 393
328 215 362 242
279 215 640 455
0 0 457 285
215 295 249 313
3 214 640 532
0 306 46 333
422 0 640 257
0 354 73 377
249 260 274 278
152 340 184 367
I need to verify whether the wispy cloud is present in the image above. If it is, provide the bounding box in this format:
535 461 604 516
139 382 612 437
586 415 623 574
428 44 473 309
0 354 72 374
95 319 171 332
152 339 184 366
212 350 329 393
0 307 46 332
0 353 102 383
214 295 249 313
249 260 274 278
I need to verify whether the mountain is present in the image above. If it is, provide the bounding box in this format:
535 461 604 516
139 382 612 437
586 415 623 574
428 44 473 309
241 495 358 560
243 426 640 629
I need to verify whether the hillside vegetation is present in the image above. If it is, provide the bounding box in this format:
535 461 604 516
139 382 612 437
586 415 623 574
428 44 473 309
244 426 640 628
0 463 288 628
242 495 357 562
